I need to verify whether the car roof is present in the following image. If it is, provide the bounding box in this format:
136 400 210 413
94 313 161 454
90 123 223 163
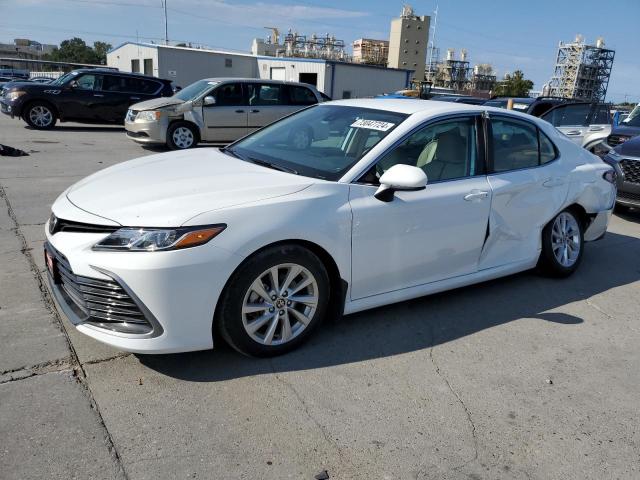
72 68 170 82
199 77 317 88
327 98 539 120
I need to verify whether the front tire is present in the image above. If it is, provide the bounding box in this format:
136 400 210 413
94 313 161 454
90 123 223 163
538 209 584 277
24 102 57 130
167 121 197 150
217 244 329 357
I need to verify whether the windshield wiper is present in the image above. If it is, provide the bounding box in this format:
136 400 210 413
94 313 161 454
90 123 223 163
247 157 298 175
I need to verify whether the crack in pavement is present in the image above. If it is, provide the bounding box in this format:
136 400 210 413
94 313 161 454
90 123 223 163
269 359 347 467
427 322 479 474
0 183 129 480
0 357 74 385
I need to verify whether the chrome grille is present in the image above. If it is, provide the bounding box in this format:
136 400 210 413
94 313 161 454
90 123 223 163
50 247 153 334
620 159 640 184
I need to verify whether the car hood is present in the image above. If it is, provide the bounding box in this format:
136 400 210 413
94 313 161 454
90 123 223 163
3 81 47 92
130 97 184 111
65 149 314 227
614 135 640 157
611 125 640 137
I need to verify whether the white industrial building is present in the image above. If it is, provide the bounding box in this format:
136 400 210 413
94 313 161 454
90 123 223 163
107 42 413 99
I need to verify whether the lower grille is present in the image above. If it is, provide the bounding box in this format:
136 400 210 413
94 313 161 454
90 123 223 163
619 190 640 203
126 130 149 138
608 135 630 147
620 159 640 184
49 246 154 335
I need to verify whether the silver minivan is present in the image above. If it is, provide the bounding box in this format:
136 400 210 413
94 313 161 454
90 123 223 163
124 78 329 149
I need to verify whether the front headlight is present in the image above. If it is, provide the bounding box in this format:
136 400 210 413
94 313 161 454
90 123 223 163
135 110 161 122
93 225 226 251
6 90 26 101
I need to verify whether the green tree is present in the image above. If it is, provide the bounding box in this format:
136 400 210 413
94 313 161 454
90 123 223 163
92 41 112 64
44 37 112 65
495 70 534 97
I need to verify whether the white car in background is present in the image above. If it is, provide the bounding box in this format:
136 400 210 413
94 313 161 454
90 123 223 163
45 100 616 356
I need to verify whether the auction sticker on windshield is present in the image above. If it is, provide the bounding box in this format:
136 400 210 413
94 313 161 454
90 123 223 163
350 119 395 131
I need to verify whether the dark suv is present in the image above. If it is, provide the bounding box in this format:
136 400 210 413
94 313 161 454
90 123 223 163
603 134 640 211
607 104 640 147
0 69 174 129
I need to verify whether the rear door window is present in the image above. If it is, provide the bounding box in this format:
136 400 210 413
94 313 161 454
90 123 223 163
289 86 318 106
491 118 540 172
248 84 286 106
490 117 558 172
101 75 161 94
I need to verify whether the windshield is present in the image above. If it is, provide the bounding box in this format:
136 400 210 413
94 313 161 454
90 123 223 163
623 104 640 127
174 79 218 101
50 71 77 86
228 105 408 180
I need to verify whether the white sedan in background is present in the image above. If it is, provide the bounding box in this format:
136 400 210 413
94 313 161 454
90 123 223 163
45 99 616 356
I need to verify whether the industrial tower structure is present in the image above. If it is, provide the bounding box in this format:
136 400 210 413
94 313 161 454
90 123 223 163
548 35 615 101
387 5 430 79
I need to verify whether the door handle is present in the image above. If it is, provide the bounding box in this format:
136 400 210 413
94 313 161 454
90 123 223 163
464 190 489 201
93 94 104 97
130 96 140 100
543 178 565 188
250 109 260 113
588 126 604 131
235 109 245 113
565 130 582 136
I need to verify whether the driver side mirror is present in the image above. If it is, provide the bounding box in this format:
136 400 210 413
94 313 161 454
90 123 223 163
203 95 216 106
68 80 79 89
374 164 428 202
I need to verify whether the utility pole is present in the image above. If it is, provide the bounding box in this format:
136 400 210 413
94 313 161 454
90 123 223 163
162 0 168 45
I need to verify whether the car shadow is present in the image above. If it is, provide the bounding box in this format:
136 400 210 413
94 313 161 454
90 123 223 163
25 125 125 133
138 231 640 381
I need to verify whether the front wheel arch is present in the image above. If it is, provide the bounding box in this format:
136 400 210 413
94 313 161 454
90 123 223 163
167 120 200 149
213 239 347 341
22 99 59 126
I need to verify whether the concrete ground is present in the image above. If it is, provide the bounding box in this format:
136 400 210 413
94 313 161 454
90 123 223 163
1 113 639 480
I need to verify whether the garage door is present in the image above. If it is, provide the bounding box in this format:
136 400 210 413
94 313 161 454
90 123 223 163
270 67 286 81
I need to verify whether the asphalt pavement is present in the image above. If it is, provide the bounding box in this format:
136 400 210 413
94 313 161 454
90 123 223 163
1 114 639 479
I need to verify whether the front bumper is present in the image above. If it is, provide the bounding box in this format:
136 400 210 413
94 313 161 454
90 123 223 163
124 116 168 145
45 219 245 354
603 154 640 208
0 98 21 117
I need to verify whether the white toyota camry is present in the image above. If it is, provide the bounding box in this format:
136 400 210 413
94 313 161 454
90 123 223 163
45 99 616 356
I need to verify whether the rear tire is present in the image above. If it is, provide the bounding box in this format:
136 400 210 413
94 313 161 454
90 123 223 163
24 102 57 130
217 244 329 357
167 121 197 150
538 209 584 277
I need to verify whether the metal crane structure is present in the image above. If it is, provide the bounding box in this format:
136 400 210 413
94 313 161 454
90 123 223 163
548 35 615 102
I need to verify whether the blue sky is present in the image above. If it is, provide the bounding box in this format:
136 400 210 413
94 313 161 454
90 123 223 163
1 0 638 102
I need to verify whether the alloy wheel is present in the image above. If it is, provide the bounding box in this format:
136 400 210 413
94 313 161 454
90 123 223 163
241 263 319 346
29 106 53 128
551 212 581 267
172 126 194 149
